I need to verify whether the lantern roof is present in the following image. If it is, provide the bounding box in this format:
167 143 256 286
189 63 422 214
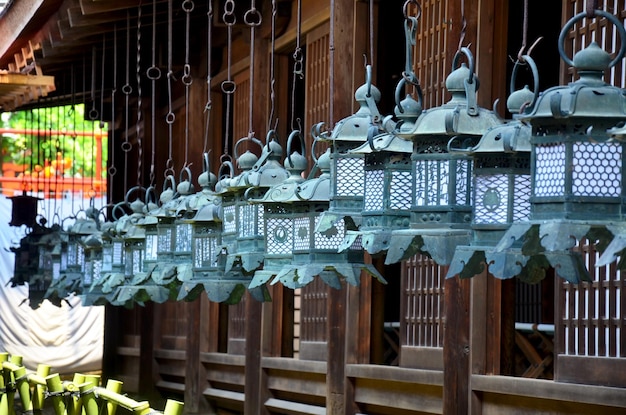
468 121 531 154
519 42 626 122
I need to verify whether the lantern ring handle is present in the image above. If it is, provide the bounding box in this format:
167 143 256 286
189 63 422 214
446 135 472 154
145 185 158 206
510 55 540 110
218 160 235 181
558 10 626 68
124 185 146 204
179 165 193 185
310 134 324 165
233 135 263 160
163 174 177 192
452 47 476 85
403 0 421 20
310 122 329 141
287 129 306 164
203 152 211 175
395 75 424 114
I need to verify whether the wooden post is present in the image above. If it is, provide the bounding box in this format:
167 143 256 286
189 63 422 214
185 299 205 413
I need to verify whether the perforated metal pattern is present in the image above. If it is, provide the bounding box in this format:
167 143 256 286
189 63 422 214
314 216 345 249
52 262 60 280
415 160 451 206
456 160 471 205
84 260 93 285
113 242 124 265
513 175 531 222
390 170 412 210
238 204 256 238
145 234 158 261
572 142 622 197
131 249 143 275
223 205 236 234
158 227 172 252
336 157 364 197
258 205 265 236
267 217 293 255
194 235 219 268
175 223 192 252
535 144 566 197
474 174 509 224
364 169 384 211
102 246 113 272
293 217 311 251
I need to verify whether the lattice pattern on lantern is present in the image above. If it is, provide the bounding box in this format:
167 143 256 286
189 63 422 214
535 143 566 197
513 175 531 222
157 227 173 253
237 203 265 238
266 217 293 255
572 142 622 197
415 159 471 206
127 248 143 277
84 261 93 285
194 234 219 268
223 205 236 234
52 262 61 280
145 234 158 261
390 171 412 210
336 157 364 196
474 175 509 224
175 223 193 252
293 217 311 251
364 169 384 211
314 217 346 249
112 242 124 266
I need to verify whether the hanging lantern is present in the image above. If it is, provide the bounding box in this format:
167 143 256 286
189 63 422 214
385 47 504 266
315 66 383 233
341 93 421 256
249 131 385 290
214 134 289 303
8 192 41 228
446 55 537 281
248 130 309 288
495 10 626 281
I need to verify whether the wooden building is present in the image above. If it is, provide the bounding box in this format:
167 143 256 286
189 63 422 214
1 0 626 414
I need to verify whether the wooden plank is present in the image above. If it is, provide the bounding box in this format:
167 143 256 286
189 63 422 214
185 298 205 413
345 364 444 386
245 292 264 415
261 357 327 374
399 346 443 371
153 349 186 360
555 354 626 388
471 374 626 409
200 352 245 366
264 398 325 415
203 387 245 404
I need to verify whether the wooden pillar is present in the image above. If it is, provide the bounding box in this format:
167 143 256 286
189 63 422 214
185 299 206 413
326 0 356 413
138 303 160 402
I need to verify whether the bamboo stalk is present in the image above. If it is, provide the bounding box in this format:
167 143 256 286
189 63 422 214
31 365 50 415
45 374 66 415
104 380 123 415
0 353 9 415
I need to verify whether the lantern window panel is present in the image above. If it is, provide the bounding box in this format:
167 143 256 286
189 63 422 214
414 159 471 206
127 248 143 277
84 261 93 285
52 262 61 280
535 143 566 197
145 234 159 261
293 217 312 252
364 168 385 211
572 142 622 197
223 205 237 234
474 174 511 225
157 226 173 253
336 157 365 197
390 170 413 210
513 175 532 222
175 223 193 253
314 216 345 250
194 235 219 268
112 241 124 265
102 245 113 272
266 217 294 255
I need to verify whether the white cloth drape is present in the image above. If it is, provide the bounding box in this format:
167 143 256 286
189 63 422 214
0 195 104 373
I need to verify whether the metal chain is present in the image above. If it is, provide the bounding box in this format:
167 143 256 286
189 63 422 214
165 0 175 177
100 34 106 129
267 0 277 132
221 0 237 156
136 2 143 186
369 0 374 66
203 0 213 154
89 46 98 121
245 0 261 139
291 0 303 131
108 23 118 199
182 0 194 168
457 0 467 52
122 10 132 197
147 0 161 185
329 0 334 127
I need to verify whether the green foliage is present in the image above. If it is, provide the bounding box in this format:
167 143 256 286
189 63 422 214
0 104 108 179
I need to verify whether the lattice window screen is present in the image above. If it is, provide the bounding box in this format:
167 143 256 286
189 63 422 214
561 240 626 357
228 298 247 344
300 278 328 343
414 0 450 108
233 72 250 141
401 254 445 348
305 27 330 132
562 1 626 86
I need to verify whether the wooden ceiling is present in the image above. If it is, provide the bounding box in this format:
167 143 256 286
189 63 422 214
0 0 227 112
